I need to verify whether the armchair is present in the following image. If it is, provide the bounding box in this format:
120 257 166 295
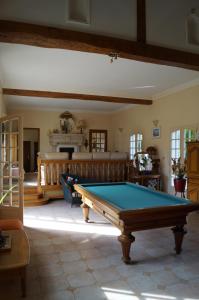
60 173 99 207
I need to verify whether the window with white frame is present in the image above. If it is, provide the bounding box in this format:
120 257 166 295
170 128 196 185
130 133 143 159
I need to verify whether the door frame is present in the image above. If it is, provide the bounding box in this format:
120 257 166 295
0 115 24 222
23 127 40 172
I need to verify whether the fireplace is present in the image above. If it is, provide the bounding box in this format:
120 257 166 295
56 144 79 159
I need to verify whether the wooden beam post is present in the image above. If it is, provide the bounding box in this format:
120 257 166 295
0 20 199 71
2 88 153 105
137 0 146 44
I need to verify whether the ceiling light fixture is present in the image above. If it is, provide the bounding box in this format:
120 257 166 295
109 52 119 63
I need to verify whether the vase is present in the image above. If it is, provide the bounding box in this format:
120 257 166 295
174 178 186 194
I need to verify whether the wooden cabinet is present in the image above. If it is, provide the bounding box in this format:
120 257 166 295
187 142 199 202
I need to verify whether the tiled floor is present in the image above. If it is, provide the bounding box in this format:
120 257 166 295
1 199 199 300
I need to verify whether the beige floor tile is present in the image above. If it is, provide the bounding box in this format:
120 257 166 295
86 257 114 270
67 271 96 288
74 284 107 300
43 289 74 300
31 253 60 266
40 275 69 293
38 263 64 278
62 260 88 275
80 247 102 259
59 250 81 262
93 267 121 284
14 201 199 299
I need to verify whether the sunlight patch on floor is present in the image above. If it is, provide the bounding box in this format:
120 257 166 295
101 287 137 300
24 217 120 236
142 293 176 300
24 182 38 187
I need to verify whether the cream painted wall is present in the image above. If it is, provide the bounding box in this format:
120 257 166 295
111 85 199 191
8 109 113 153
8 84 199 192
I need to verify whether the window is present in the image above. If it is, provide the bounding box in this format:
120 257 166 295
170 128 196 184
130 133 143 159
89 130 107 152
171 129 181 161
184 128 196 158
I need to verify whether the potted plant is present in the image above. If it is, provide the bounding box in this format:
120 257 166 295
171 158 186 195
138 154 153 174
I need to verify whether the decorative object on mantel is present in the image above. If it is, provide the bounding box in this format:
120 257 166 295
60 111 73 119
76 119 86 133
60 111 74 133
53 129 59 134
84 138 89 149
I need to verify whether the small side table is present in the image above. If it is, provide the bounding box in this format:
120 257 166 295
0 229 30 297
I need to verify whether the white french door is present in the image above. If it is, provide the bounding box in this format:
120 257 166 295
0 115 24 222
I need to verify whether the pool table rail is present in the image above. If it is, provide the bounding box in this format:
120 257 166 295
119 203 199 231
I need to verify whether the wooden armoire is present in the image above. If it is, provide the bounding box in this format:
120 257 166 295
187 142 199 202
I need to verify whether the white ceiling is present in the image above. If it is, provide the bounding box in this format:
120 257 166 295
0 43 199 113
4 95 127 113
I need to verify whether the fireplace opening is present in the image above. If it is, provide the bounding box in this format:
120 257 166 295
59 147 74 159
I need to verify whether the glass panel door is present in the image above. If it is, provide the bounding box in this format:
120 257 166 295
0 115 23 222
89 130 107 152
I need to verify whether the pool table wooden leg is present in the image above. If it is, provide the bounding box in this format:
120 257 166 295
172 225 187 254
81 202 90 222
118 232 135 264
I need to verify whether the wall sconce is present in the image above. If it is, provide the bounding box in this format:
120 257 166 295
118 128 123 133
152 120 159 127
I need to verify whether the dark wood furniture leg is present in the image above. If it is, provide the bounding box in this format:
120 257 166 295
172 225 187 254
118 231 135 264
81 202 90 222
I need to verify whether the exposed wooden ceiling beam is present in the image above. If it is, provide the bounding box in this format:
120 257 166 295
2 88 153 105
137 0 146 44
0 21 199 71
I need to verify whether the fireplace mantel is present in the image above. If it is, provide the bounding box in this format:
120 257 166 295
49 133 84 147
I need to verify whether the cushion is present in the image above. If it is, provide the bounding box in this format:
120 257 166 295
72 152 93 160
63 175 79 193
0 219 23 230
92 152 111 160
110 152 128 160
44 152 69 160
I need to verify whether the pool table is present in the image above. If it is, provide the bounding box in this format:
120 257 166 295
74 182 199 264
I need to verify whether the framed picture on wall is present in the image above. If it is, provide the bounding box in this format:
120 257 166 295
152 127 161 138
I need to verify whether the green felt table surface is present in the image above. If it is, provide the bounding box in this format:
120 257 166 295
80 182 190 211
